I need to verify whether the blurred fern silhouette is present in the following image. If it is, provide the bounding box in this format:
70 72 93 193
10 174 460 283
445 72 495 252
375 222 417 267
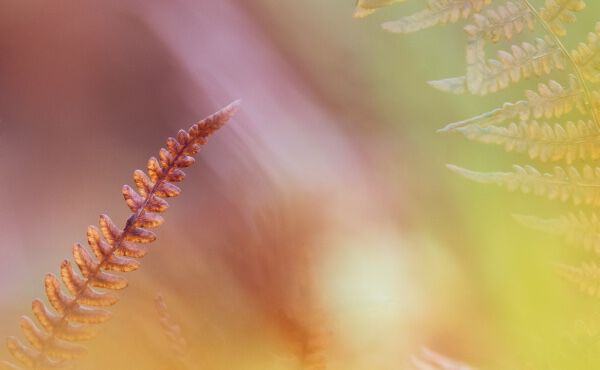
412 348 476 370
1 101 239 370
218 193 331 370
155 294 190 370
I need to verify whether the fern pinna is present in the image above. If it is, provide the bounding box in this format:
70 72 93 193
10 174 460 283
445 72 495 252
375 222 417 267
1 101 239 370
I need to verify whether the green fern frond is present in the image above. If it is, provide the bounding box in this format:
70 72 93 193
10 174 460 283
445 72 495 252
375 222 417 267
448 164 600 206
515 212 600 255
455 119 600 163
382 0 492 34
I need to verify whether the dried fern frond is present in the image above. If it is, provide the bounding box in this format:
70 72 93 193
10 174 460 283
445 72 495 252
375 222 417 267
556 262 600 297
572 22 600 83
515 212 600 255
1 101 239 370
455 119 600 163
353 0 405 18
155 295 189 369
439 75 585 132
412 348 476 370
447 164 600 206
382 0 491 34
540 0 586 37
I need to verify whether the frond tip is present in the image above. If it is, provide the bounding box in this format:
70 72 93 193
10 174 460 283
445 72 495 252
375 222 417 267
3 100 240 369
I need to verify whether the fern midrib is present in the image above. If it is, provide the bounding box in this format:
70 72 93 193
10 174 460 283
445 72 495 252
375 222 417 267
31 139 194 369
522 0 600 128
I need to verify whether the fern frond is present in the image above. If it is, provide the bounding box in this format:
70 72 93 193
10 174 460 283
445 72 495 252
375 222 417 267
556 262 600 297
540 0 586 37
572 22 600 83
353 0 405 18
440 75 585 131
515 212 600 255
526 75 586 118
465 35 489 96
300 312 329 370
464 1 535 43
455 119 600 163
3 101 240 370
460 1 536 95
155 295 189 370
382 0 491 34
412 348 476 370
448 164 600 206
431 37 566 95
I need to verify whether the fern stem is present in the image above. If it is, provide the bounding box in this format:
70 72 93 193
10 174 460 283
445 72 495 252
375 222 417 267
521 0 600 128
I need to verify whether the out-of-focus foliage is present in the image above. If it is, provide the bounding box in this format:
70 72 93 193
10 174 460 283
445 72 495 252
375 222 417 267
3 0 600 369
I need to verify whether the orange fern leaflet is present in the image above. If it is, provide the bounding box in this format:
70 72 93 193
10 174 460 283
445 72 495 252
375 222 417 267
2 101 240 370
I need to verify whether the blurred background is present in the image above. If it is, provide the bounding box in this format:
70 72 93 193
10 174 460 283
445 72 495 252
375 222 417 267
1 0 599 369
